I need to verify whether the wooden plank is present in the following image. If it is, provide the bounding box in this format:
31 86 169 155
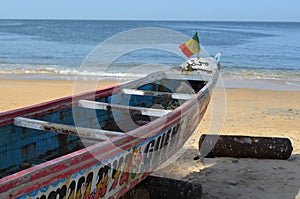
78 100 171 117
13 117 123 141
121 88 194 100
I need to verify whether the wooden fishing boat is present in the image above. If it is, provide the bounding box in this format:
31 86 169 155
0 57 219 199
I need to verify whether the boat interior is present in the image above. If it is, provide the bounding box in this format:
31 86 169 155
0 74 209 178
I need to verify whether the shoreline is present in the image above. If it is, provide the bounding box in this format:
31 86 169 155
221 79 300 92
1 73 300 91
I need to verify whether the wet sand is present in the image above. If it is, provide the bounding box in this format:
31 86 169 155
1 78 299 198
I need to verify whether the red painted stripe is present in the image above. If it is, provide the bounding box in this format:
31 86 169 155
179 44 193 58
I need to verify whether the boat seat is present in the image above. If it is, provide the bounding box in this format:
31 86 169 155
121 88 193 100
13 117 123 141
78 100 171 117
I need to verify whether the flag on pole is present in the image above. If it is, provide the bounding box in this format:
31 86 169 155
179 32 200 58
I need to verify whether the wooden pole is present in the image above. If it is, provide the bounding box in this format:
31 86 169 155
199 134 293 160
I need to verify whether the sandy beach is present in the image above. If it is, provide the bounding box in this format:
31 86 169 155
0 78 117 113
0 78 299 199
155 87 300 199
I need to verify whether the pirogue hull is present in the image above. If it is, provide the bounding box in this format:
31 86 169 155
0 63 218 199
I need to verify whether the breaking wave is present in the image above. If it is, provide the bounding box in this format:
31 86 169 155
1 62 300 82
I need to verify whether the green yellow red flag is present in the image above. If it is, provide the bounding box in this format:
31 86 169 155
179 32 201 57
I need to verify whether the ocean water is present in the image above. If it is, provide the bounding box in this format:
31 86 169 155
0 20 299 81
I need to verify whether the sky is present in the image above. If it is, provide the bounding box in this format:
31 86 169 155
0 0 300 22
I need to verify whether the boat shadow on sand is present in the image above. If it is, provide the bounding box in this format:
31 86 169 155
180 149 300 199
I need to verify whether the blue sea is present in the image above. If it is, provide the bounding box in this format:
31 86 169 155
0 20 300 82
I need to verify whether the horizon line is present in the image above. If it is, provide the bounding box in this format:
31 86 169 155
0 18 299 23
